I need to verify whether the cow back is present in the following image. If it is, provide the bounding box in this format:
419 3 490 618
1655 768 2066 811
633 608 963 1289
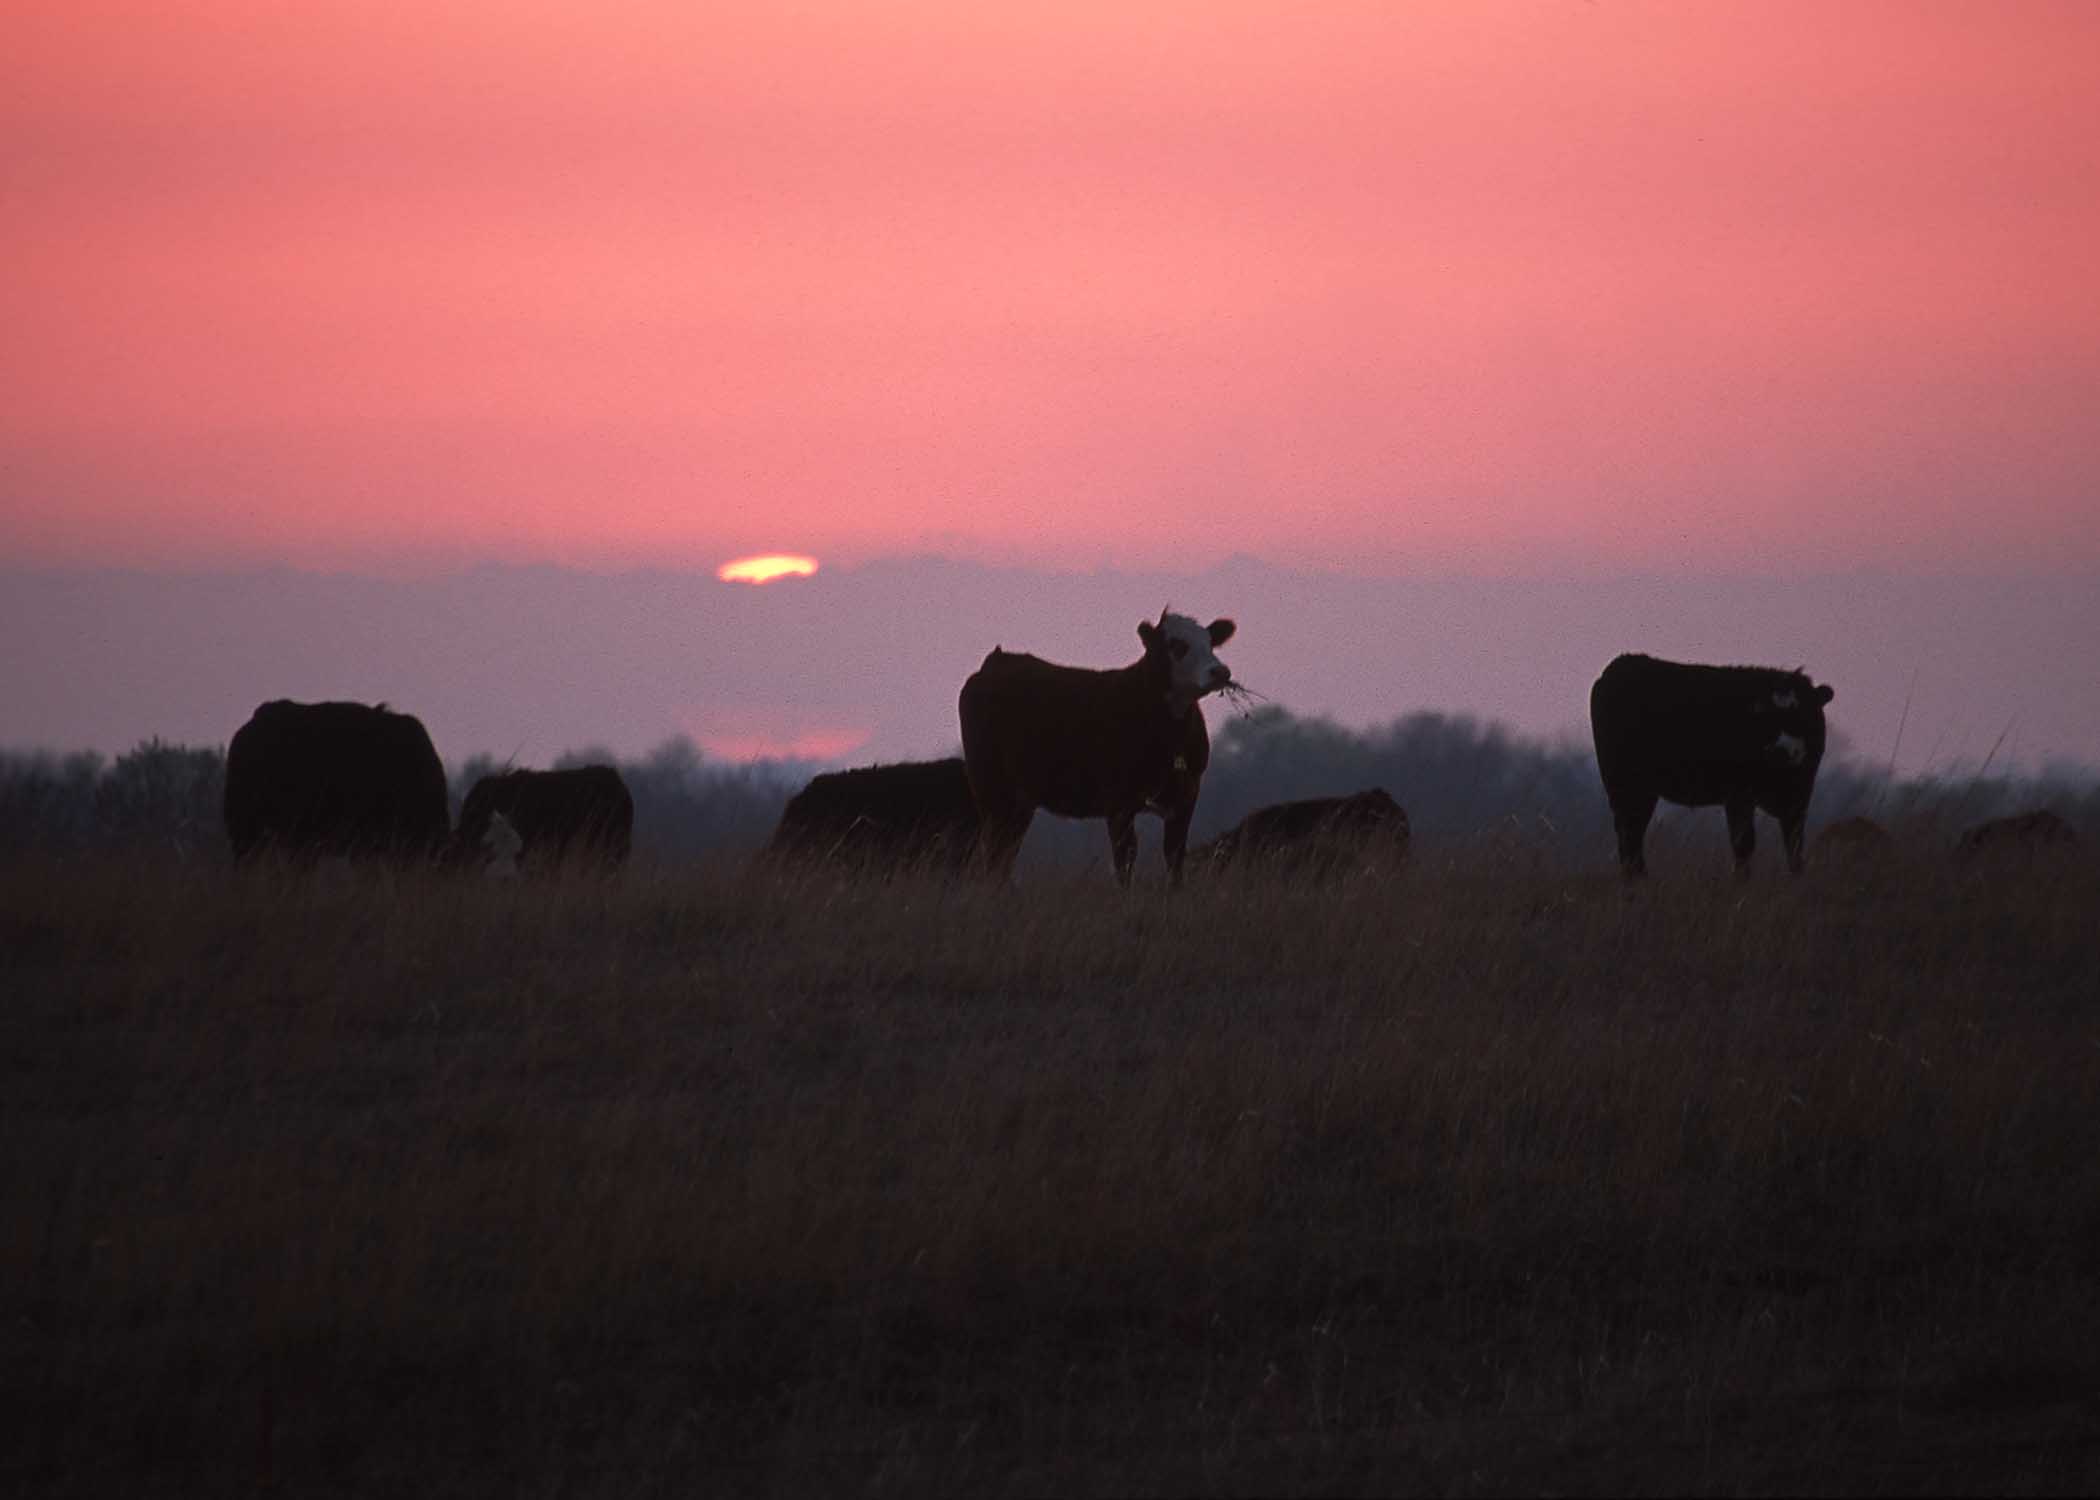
1955 809 2080 864
769 758 979 870
1591 653 1832 811
960 648 1199 821
1202 789 1411 876
457 766 634 869
1814 815 1892 855
224 699 450 862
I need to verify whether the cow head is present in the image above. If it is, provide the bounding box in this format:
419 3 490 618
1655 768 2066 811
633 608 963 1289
1138 609 1236 712
482 810 523 878
1752 675 1835 770
450 774 515 868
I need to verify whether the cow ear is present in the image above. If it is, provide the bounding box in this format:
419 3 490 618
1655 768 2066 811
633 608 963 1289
1207 618 1236 647
1816 684 1835 706
1138 619 1159 650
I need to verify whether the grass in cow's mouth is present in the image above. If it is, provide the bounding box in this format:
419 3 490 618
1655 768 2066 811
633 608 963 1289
1214 680 1267 713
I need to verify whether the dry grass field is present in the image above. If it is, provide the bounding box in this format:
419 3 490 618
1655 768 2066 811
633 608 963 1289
5 837 2099 1496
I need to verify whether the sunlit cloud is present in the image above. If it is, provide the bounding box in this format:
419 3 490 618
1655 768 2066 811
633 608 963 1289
718 554 819 585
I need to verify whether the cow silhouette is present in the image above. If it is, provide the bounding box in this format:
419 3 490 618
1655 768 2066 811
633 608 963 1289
453 766 634 871
1197 789 1411 878
1590 654 1836 878
768 758 979 872
960 609 1236 885
224 699 450 863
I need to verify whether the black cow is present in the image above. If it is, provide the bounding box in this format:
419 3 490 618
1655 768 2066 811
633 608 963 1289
1814 815 1892 860
959 609 1236 885
1198 789 1411 877
223 699 450 863
453 766 633 871
767 758 980 872
1954 808 2079 863
1589 653 1836 878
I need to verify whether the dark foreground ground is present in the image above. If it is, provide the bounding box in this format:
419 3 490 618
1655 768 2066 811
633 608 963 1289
4 839 2099 1496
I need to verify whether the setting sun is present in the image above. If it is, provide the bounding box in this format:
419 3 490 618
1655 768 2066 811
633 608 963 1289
717 554 819 585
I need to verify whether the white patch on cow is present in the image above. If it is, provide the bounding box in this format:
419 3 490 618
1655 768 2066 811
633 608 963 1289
1772 732 1808 766
1159 612 1231 706
483 810 523 878
1772 689 1799 710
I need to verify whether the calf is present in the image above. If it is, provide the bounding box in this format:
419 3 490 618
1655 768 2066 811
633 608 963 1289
768 758 980 872
1198 789 1411 878
1589 653 1836 878
959 609 1236 885
1954 808 2079 863
453 766 633 871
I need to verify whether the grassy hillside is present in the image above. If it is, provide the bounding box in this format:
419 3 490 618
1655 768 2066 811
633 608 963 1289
5 840 2098 1495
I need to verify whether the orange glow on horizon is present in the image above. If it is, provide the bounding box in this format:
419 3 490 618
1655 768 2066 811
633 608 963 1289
718 554 820 585
699 728 868 763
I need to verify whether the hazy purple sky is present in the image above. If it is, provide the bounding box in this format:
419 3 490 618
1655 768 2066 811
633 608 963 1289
8 561 2096 781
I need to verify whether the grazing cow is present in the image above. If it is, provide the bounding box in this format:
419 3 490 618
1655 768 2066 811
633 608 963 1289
223 699 450 863
1589 653 1836 879
1813 815 1893 862
453 766 634 871
959 608 1236 885
768 758 980 872
1954 808 2080 863
1198 789 1412 878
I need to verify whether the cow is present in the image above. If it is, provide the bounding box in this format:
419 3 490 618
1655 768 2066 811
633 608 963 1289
1197 789 1411 878
1813 815 1893 862
1589 653 1836 879
1954 808 2080 863
223 699 450 863
768 758 980 872
452 766 634 872
958 608 1237 885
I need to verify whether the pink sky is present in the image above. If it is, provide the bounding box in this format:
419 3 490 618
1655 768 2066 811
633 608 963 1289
7 2 2098 576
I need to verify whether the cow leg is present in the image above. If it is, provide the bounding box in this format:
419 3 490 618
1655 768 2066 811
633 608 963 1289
1611 792 1656 879
1725 798 1757 877
1107 812 1139 887
977 804 1033 883
1778 807 1808 875
1161 804 1194 888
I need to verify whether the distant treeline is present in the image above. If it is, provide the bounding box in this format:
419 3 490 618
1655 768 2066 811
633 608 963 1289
0 736 805 866
4 707 2096 868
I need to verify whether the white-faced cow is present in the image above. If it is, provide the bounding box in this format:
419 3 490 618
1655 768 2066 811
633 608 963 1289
958 609 1237 885
767 758 980 873
223 699 451 863
1954 808 2080 864
452 766 634 872
1589 653 1836 879
1197 789 1412 878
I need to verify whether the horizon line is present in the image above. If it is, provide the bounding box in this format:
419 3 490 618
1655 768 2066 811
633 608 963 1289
9 553 2100 586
